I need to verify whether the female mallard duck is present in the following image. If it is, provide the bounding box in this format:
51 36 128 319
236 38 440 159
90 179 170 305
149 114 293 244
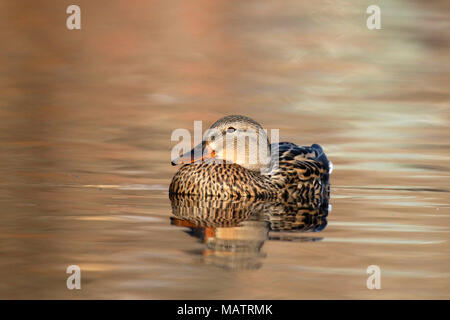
169 115 332 201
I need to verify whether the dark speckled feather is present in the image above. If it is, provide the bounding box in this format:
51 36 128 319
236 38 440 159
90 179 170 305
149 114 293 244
169 142 331 203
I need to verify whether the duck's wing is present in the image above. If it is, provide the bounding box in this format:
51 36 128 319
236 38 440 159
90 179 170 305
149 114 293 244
269 142 331 202
271 142 332 175
273 142 332 172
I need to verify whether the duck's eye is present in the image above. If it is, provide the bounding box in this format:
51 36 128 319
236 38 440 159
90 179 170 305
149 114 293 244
226 127 236 134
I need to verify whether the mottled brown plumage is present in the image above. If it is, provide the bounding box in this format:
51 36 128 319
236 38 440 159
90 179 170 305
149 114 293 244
169 115 332 202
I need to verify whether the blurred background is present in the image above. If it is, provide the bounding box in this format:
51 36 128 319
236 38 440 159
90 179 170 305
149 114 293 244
0 0 448 299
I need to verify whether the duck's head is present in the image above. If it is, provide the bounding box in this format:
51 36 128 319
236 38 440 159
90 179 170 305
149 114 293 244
172 115 271 172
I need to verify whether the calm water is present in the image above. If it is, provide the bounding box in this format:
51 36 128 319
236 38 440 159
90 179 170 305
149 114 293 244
0 0 449 299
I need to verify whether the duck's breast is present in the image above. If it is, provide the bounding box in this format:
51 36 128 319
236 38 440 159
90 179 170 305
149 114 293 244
169 163 276 199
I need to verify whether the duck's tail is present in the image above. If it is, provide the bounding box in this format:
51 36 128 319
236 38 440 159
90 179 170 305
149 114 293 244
310 144 333 174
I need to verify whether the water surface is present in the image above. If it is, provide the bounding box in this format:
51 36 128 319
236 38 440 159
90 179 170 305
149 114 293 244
0 0 449 299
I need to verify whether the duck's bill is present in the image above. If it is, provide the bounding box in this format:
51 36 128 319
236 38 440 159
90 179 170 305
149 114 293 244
171 142 216 166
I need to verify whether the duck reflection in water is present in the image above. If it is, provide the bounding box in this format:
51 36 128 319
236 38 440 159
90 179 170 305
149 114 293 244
170 192 330 270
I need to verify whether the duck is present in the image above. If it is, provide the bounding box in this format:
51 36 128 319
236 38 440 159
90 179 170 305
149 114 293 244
169 115 332 201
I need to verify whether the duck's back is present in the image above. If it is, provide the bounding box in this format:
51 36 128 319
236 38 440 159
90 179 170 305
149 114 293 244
276 143 330 165
269 142 331 202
